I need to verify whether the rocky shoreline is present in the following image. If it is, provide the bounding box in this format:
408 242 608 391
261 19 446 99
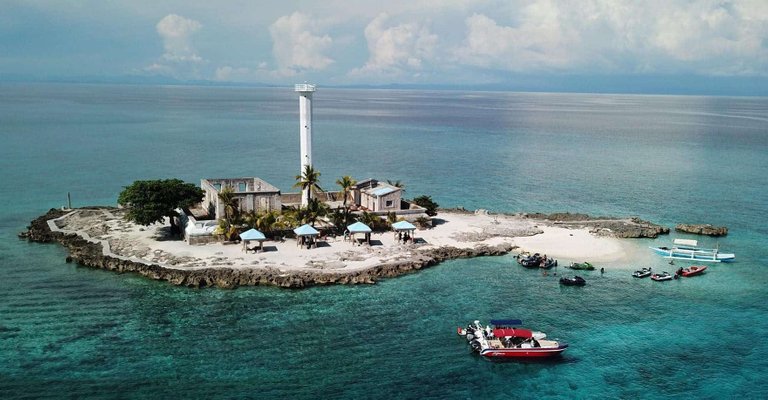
20 208 515 289
20 208 693 289
675 223 728 236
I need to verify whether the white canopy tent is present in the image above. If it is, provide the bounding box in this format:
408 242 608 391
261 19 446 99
294 224 320 249
240 228 267 252
347 221 372 245
392 220 417 243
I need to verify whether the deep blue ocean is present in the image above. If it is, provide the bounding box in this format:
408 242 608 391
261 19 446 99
1 83 767 399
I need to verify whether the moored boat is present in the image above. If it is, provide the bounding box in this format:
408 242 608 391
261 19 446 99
568 261 594 270
651 271 673 281
559 276 586 286
677 265 707 277
650 239 734 263
457 319 568 359
517 253 558 269
632 267 652 278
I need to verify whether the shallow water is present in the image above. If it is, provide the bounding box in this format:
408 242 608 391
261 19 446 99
1 84 767 398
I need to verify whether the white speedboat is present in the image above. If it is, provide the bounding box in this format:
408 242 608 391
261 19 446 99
457 319 568 359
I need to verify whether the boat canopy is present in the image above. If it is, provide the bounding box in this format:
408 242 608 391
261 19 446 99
490 319 522 326
493 328 533 338
673 238 698 247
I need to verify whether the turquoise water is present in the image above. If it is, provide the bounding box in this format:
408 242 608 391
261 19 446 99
1 83 767 398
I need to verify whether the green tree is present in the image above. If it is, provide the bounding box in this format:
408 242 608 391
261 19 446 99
294 165 323 205
117 179 204 234
415 216 431 229
336 175 356 209
217 186 240 224
412 195 439 216
305 197 330 225
358 211 382 231
387 180 405 192
387 211 398 227
253 209 280 237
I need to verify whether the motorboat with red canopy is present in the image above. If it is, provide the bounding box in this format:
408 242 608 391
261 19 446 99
457 319 567 359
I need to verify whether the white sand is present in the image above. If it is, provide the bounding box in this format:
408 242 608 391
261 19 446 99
50 209 637 274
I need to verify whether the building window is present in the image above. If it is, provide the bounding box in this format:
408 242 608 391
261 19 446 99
238 183 247 192
385 200 393 208
214 183 222 191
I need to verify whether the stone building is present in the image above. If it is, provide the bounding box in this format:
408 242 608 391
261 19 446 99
351 179 402 213
201 177 281 220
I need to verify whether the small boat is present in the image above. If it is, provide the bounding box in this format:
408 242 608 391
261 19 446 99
568 261 594 270
651 271 673 281
559 276 586 286
632 267 652 278
457 319 568 359
650 239 734 263
517 252 558 269
677 265 707 277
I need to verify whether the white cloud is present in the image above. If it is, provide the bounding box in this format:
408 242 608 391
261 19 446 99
156 14 203 63
648 1 768 74
350 13 438 79
453 2 579 72
269 12 334 76
452 0 768 76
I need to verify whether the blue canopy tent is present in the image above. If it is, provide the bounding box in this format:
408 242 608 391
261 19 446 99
392 220 417 243
240 228 266 252
347 221 372 245
293 224 320 249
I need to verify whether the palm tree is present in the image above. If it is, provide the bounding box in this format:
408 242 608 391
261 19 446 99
244 210 259 229
358 211 381 231
387 211 398 228
257 210 279 236
294 165 323 205
217 186 240 223
279 207 301 233
305 198 330 225
386 180 405 193
336 175 356 209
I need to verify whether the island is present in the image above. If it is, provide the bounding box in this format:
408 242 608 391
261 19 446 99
20 207 668 289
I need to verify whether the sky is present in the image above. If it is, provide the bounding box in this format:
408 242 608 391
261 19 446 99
1 0 767 94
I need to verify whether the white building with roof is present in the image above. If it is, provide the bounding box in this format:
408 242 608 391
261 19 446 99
351 179 402 212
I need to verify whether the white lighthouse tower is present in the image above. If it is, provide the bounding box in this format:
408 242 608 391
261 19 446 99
295 83 316 207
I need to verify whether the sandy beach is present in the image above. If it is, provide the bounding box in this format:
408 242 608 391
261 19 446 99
46 208 638 276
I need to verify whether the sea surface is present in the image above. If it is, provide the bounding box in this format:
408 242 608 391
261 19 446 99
1 83 767 399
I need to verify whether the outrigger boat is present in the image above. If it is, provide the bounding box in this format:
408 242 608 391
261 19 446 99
457 319 568 359
650 239 734 263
